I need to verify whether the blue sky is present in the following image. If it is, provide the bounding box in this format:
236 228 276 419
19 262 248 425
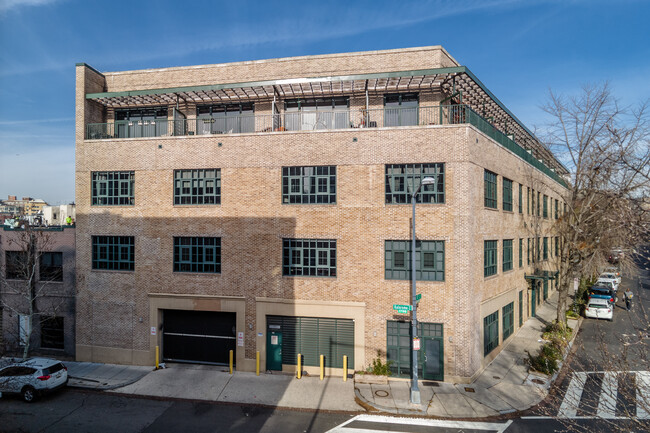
0 0 648 205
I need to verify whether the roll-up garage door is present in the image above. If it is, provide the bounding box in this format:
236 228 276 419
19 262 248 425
267 316 354 368
163 310 236 365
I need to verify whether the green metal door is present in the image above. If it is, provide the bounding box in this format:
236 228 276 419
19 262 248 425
422 337 444 381
531 288 537 317
266 328 282 371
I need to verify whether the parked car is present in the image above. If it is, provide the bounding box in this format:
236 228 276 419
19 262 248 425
608 248 624 264
0 358 68 402
603 266 621 278
585 297 614 321
599 272 621 286
588 286 616 304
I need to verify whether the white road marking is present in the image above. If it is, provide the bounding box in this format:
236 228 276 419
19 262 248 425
326 414 512 432
596 372 617 418
558 372 587 418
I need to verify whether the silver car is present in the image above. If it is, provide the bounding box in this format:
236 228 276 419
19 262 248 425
0 357 68 402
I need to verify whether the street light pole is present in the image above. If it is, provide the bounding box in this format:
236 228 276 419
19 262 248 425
410 176 436 405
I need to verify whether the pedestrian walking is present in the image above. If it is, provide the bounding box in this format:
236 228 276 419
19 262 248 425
624 288 633 311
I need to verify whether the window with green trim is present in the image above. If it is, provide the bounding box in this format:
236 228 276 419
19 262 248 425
503 178 513 211
484 240 497 277
484 311 499 356
519 238 523 268
91 171 134 206
484 170 497 208
555 236 559 256
503 302 514 340
385 240 444 281
527 187 530 215
531 189 535 216
519 291 523 327
282 239 336 277
503 239 513 272
543 195 548 218
174 169 221 205
555 199 559 219
385 163 444 204
384 93 418 126
518 184 523 213
537 191 541 216
527 238 531 265
282 166 336 204
537 237 541 262
173 237 221 273
387 321 443 378
543 237 548 260
92 236 134 271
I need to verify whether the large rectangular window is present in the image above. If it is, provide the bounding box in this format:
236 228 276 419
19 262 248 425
527 187 530 215
173 237 221 273
503 239 513 272
92 236 134 271
543 195 548 218
519 238 523 268
503 302 514 341
385 240 445 281
40 252 63 281
519 184 523 214
384 93 418 126
519 290 524 327
537 191 541 216
484 170 498 208
285 97 349 131
543 237 549 260
385 163 444 204
174 169 221 205
555 199 559 219
527 238 531 265
91 171 134 206
282 166 336 204
282 239 336 277
503 178 513 211
41 317 64 350
484 311 499 356
5 251 27 279
555 236 559 257
484 240 497 277
196 103 254 134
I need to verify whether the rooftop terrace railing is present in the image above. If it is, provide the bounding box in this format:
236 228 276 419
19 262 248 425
85 104 566 186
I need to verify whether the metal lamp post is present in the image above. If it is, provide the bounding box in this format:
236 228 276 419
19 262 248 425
410 176 436 405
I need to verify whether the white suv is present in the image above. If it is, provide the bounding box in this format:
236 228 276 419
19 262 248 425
0 358 68 402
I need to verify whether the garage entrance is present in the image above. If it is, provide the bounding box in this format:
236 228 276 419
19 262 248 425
162 310 236 365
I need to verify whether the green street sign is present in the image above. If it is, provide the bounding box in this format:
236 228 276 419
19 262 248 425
415 294 422 301
393 304 413 314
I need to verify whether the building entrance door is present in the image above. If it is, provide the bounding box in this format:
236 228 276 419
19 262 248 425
531 288 537 317
421 337 444 381
266 327 282 371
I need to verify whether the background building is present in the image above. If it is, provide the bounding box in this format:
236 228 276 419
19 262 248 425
75 46 566 382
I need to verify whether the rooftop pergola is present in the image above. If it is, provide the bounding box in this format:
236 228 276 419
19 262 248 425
86 66 568 176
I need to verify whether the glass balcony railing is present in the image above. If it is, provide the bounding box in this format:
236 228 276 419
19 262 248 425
84 105 565 185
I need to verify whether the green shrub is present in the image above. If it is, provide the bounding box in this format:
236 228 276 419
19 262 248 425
528 320 573 375
364 350 392 376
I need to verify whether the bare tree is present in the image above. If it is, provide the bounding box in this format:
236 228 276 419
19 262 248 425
542 83 650 325
1 223 66 359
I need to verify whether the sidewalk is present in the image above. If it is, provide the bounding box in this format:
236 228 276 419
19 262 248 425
355 290 580 417
62 290 578 417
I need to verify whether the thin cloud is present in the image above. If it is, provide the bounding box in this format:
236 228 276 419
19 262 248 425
0 0 58 13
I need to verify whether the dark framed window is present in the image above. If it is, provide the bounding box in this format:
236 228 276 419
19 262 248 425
174 169 221 205
196 103 254 134
284 97 349 131
5 251 27 280
518 184 523 214
484 311 499 356
527 187 530 215
555 199 559 219
385 240 445 281
503 302 514 340
503 239 513 272
384 93 418 126
531 189 535 216
519 238 523 268
484 240 497 277
537 237 541 262
387 321 443 378
282 166 336 204
519 290 524 327
92 236 134 271
41 317 64 349
503 178 513 211
555 236 559 256
115 107 168 138
92 171 134 206
484 170 497 208
527 238 531 265
385 163 444 204
543 237 549 260
282 239 336 277
40 252 63 281
173 237 221 273
543 195 548 218
537 191 541 216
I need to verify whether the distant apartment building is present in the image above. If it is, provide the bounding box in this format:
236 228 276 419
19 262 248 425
0 225 76 358
2 195 49 217
75 46 566 382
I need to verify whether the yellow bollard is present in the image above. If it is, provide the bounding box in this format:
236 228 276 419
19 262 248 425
229 350 233 374
320 355 324 380
256 351 260 376
155 346 159 369
343 355 347 382
297 353 302 379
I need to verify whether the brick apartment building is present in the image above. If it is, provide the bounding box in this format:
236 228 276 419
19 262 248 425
1 225 76 358
75 46 566 383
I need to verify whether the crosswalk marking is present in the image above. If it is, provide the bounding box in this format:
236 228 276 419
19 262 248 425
596 372 617 418
558 371 587 417
637 371 650 419
327 415 513 433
